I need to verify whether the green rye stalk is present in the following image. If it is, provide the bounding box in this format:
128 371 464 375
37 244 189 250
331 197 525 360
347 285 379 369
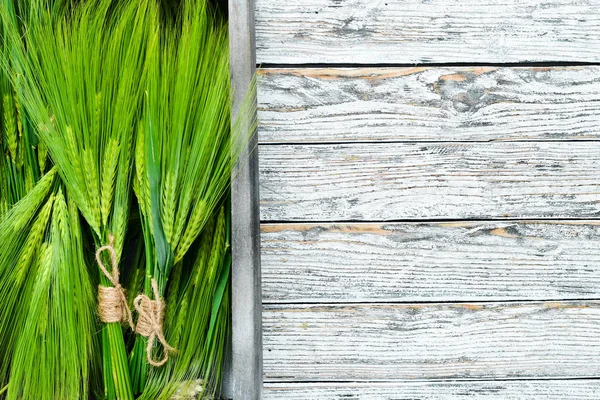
0 169 57 387
139 204 232 399
7 189 97 400
130 0 243 391
2 1 154 397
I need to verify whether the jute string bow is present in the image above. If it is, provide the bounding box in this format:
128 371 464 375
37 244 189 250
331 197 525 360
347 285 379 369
96 234 134 329
134 278 175 367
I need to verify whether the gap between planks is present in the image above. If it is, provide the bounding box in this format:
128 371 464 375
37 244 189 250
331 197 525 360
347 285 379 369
263 298 600 305
257 62 600 69
262 379 600 399
265 377 600 383
260 217 600 223
258 140 600 146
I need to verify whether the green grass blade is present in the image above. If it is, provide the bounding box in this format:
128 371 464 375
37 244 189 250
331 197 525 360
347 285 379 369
7 189 96 400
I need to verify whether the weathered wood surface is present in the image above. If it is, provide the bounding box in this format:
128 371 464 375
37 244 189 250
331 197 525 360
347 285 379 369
263 301 600 381
259 142 600 221
264 380 600 399
228 0 262 398
255 0 600 64
261 221 600 303
258 67 600 143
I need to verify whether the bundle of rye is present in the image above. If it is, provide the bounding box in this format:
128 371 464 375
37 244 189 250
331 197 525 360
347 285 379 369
0 0 253 398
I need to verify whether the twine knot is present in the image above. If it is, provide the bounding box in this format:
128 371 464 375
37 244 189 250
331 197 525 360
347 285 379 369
96 234 134 328
134 278 175 367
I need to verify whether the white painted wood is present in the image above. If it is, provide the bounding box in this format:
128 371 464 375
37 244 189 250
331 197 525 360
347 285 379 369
228 0 262 398
255 0 600 64
255 1 600 395
261 221 600 303
259 142 600 221
258 67 600 143
264 380 600 399
263 301 600 381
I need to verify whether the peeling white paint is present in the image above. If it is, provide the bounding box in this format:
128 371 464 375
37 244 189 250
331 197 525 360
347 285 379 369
255 0 600 64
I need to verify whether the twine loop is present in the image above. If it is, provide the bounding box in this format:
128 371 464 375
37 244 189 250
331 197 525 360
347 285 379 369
134 278 175 367
96 234 134 328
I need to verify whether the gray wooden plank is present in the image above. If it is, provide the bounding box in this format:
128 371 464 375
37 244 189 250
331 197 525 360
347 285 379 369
263 301 600 381
261 221 600 303
255 0 600 64
228 0 262 398
264 380 600 399
258 67 600 143
259 142 600 221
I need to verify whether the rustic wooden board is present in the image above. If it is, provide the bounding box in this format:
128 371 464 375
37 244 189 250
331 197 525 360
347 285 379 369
255 0 600 64
263 301 600 381
264 380 600 399
258 67 600 143
259 142 600 221
228 0 262 398
261 221 600 303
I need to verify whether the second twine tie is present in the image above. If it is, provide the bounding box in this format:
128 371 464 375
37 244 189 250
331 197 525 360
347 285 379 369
133 278 176 367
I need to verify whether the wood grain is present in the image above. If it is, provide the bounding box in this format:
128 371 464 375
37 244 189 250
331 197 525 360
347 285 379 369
263 301 600 381
228 0 262 398
261 221 600 303
264 380 600 399
259 142 600 221
255 0 600 64
258 67 600 143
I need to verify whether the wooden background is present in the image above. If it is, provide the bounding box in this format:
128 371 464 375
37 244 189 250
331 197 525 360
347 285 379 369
254 0 600 398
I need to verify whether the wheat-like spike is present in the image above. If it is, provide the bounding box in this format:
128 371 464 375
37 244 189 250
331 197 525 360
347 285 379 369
38 142 48 175
172 188 194 250
67 195 80 236
11 168 57 231
83 148 101 231
134 132 145 195
143 176 154 237
142 182 152 227
134 130 146 201
214 206 226 252
16 194 54 284
135 129 153 233
192 216 215 287
161 171 176 245
132 176 142 206
135 127 150 209
3 95 18 163
207 206 226 276
174 199 207 263
13 94 24 168
113 206 128 261
64 126 85 186
201 208 226 301
35 242 52 334
100 138 120 226
13 93 23 138
53 189 69 241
